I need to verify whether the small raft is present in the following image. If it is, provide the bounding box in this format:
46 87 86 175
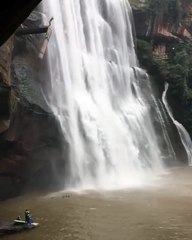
0 220 39 236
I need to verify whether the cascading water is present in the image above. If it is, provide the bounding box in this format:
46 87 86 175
162 83 192 166
151 96 177 163
42 0 168 190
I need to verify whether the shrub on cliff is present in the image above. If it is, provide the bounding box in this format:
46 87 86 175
136 39 158 74
157 39 192 135
147 0 182 22
162 40 192 102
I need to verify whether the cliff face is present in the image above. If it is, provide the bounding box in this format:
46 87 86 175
0 8 68 200
0 39 13 134
131 0 192 155
131 0 192 56
0 0 42 46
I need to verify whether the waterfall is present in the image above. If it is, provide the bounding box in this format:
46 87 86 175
151 96 177 163
42 0 168 190
162 83 192 166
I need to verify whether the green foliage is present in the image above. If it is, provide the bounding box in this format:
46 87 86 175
157 39 192 135
129 0 147 9
161 40 192 102
136 37 192 135
147 0 182 22
136 39 158 74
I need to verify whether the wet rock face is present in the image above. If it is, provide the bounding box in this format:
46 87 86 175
180 0 192 33
132 0 192 42
0 39 13 133
0 0 52 200
0 10 67 200
0 0 42 46
0 106 66 200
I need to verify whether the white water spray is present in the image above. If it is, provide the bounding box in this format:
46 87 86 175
162 83 192 166
43 0 168 190
152 96 177 162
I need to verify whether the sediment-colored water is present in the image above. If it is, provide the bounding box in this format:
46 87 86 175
1 166 192 240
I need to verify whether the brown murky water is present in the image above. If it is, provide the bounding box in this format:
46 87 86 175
1 166 192 240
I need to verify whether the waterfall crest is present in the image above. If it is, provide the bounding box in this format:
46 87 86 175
43 0 168 190
162 83 192 166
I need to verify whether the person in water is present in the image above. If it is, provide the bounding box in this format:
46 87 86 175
25 209 33 224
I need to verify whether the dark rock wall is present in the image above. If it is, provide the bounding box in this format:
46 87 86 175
0 9 68 200
0 0 42 46
0 39 13 133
